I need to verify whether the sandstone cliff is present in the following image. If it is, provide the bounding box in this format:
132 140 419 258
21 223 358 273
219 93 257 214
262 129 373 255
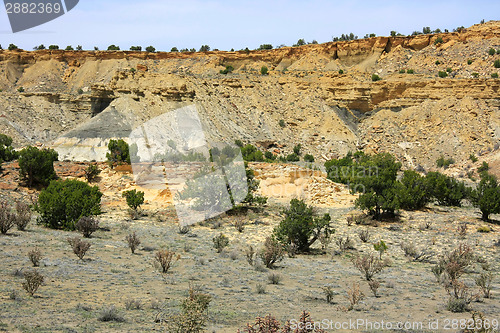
0 21 499 171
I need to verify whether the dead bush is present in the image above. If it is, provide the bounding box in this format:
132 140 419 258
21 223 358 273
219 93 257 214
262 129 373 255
457 223 468 239
357 229 371 243
344 282 364 311
335 235 354 253
401 241 433 262
28 248 42 267
475 272 493 298
125 299 142 310
352 253 386 281
234 219 246 233
245 245 255 266
259 236 284 269
75 216 99 238
98 306 125 322
212 233 229 253
67 237 91 260
368 279 380 297
154 249 179 273
126 232 141 254
0 200 15 234
318 230 332 251
22 270 44 296
14 201 31 231
267 272 282 285
322 286 335 304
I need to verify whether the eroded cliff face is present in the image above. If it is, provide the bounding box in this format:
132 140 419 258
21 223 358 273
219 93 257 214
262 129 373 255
0 21 499 170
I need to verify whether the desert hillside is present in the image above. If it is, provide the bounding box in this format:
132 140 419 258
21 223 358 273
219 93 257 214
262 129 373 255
0 21 499 171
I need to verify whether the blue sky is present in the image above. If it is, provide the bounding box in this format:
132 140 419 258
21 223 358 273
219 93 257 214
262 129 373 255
1 0 499 51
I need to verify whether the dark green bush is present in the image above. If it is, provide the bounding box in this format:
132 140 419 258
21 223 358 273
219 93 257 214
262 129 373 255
353 153 401 219
304 154 315 162
467 59 473 65
65 45 74 51
425 172 467 207
107 45 120 51
273 198 331 252
264 151 276 161
489 48 496 56
338 69 344 74
0 134 18 164
492 72 499 78
293 144 301 155
286 153 299 162
472 72 479 78
129 46 142 51
469 173 500 221
258 44 273 50
122 189 144 211
171 47 178 52
261 66 269 75
18 146 58 187
395 170 431 210
371 74 381 81
199 45 210 52
434 37 444 45
240 144 264 162
37 179 102 230
48 45 59 50
106 139 130 166
84 163 100 182
145 46 156 53
438 71 448 78
8 44 18 50
220 65 234 74
436 156 454 169
407 69 414 74
478 161 489 174
399 69 406 74
494 59 500 68
469 154 478 163
279 119 286 127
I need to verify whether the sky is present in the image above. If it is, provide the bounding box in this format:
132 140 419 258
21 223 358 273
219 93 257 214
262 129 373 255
0 0 499 51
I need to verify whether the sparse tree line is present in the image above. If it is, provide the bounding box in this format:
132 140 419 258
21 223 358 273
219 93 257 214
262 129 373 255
325 151 500 221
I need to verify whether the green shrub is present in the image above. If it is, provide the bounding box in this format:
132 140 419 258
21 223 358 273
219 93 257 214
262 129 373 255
472 72 479 78
261 66 269 75
399 69 405 74
438 71 448 78
145 46 156 53
17 87 24 93
129 46 142 51
338 69 344 74
304 154 315 162
0 134 18 163
65 45 74 51
279 119 286 127
240 144 264 162
469 173 500 221
435 60 441 65
199 45 210 52
477 226 491 233
286 153 299 162
122 189 144 211
395 170 430 210
48 45 59 50
436 155 454 169
106 139 130 166
220 65 234 74
467 59 473 65
469 154 478 163
8 44 18 50
492 72 499 78
18 146 58 187
489 48 496 55
84 163 100 182
494 59 500 68
477 161 489 174
293 144 301 155
446 67 453 73
258 44 273 50
37 179 102 230
434 37 444 45
425 172 467 207
354 153 401 219
213 233 229 253
264 151 276 161
107 44 120 51
371 74 381 81
273 198 331 252
407 69 414 74
373 240 388 259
